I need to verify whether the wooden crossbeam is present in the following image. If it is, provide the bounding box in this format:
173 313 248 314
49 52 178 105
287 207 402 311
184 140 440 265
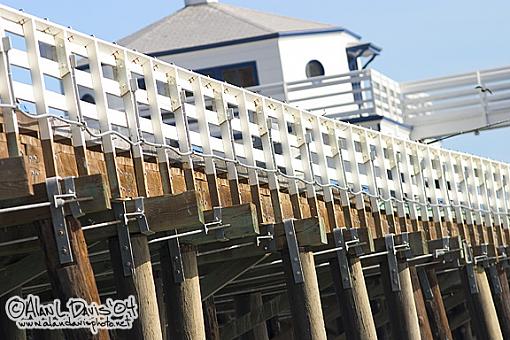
0 156 32 200
0 174 110 228
183 203 259 245
261 216 327 250
220 295 287 340
0 252 46 297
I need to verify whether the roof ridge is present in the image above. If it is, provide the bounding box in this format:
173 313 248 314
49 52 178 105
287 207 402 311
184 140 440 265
117 6 188 44
208 3 272 33
211 2 335 30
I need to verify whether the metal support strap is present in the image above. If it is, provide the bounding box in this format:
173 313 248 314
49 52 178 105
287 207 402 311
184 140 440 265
463 242 479 294
112 201 134 277
333 228 352 289
46 177 74 264
385 234 401 292
487 264 502 296
112 197 152 276
417 268 434 300
283 219 304 284
168 235 185 283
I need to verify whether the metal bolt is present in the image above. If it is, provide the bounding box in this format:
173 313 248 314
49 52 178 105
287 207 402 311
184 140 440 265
62 248 68 254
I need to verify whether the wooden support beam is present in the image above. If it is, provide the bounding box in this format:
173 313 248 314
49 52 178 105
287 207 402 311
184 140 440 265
0 156 32 200
37 216 108 340
281 250 327 340
421 268 453 340
0 289 26 340
0 252 46 297
380 261 421 340
220 295 286 340
160 243 205 340
0 190 204 257
409 267 433 340
203 297 220 340
270 217 327 249
329 256 377 340
234 292 270 340
487 263 510 339
200 255 268 301
0 174 110 228
109 234 162 340
183 203 259 245
461 265 503 340
154 270 167 340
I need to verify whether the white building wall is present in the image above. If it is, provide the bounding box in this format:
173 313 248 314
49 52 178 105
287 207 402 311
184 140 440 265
277 32 358 82
277 32 362 115
158 38 284 87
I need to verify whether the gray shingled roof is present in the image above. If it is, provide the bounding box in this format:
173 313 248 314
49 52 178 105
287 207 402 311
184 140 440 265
118 2 339 54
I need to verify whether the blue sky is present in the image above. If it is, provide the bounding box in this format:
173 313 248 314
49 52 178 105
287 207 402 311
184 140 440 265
3 0 510 161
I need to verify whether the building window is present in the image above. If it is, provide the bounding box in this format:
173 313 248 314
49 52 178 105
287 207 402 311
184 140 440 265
197 61 259 87
305 60 325 78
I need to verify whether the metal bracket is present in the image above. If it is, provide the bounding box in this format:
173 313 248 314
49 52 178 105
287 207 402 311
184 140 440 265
168 235 185 283
257 224 276 252
430 237 450 258
474 244 488 266
487 264 502 296
63 177 84 218
417 268 434 300
400 232 412 259
112 197 153 276
203 207 229 241
46 177 74 265
463 242 479 294
283 219 304 284
126 197 152 235
112 201 134 277
333 228 352 289
498 246 510 269
385 234 401 292
348 228 364 257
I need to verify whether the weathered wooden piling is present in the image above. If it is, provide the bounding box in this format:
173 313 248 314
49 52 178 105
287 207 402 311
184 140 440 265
421 268 453 339
160 243 206 340
282 249 327 340
37 217 109 340
234 293 270 340
203 297 221 340
487 263 510 339
461 265 503 340
410 267 434 340
109 234 162 340
380 261 421 340
330 257 377 340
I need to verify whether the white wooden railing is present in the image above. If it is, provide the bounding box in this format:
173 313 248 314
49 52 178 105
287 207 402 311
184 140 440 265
1 3 510 237
249 69 403 123
250 66 510 141
401 66 510 140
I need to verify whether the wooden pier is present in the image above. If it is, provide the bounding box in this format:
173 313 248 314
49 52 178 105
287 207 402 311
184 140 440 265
0 4 509 340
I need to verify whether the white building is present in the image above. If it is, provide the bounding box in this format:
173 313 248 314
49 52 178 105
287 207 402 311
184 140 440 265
119 0 510 141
